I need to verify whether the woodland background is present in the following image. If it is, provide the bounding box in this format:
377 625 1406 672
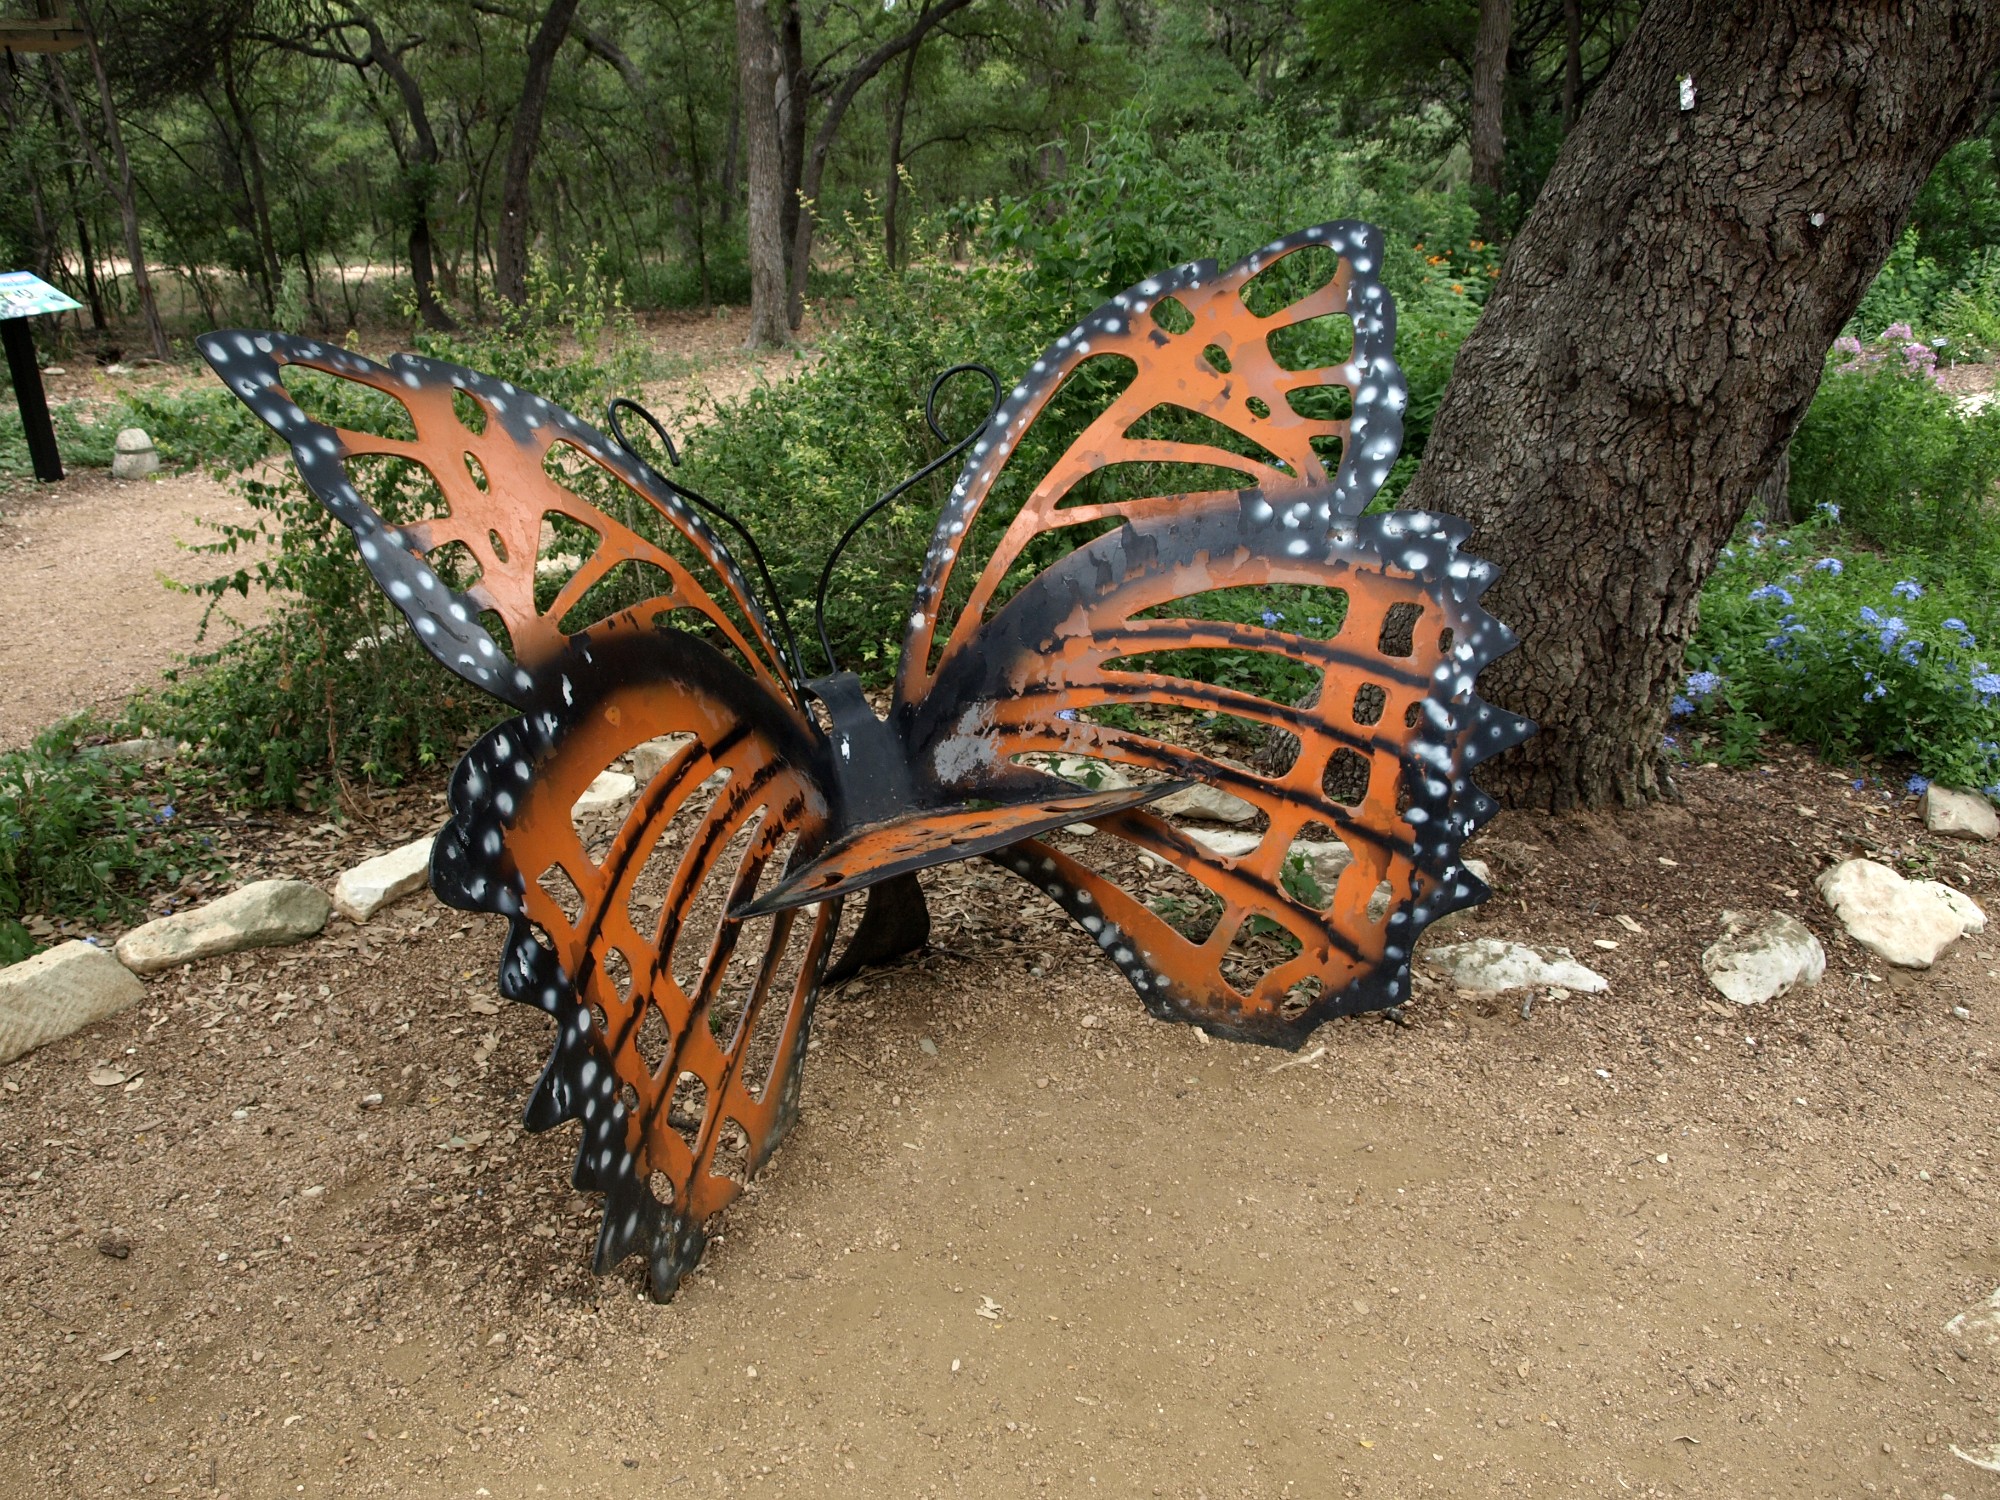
3 0 2000 943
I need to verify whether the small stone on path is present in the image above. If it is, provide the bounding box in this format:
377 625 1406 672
0 941 146 1064
332 837 433 922
1420 939 1609 995
1700 910 1825 1005
115 879 332 975
1154 783 1258 824
1923 785 1998 841
1815 859 1984 969
572 770 637 817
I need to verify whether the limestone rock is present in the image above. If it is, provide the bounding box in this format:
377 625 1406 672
1946 1285 2000 1348
1421 938 1609 995
572 770 637 817
631 735 694 784
81 736 179 765
1154 783 1259 825
1022 753 1131 791
1924 785 1998 841
110 428 159 480
332 838 433 922
1699 910 1825 1005
1815 859 1984 968
1185 827 1263 861
0 941 147 1064
114 880 331 975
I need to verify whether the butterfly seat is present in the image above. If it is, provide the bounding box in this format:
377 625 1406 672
198 219 1529 1299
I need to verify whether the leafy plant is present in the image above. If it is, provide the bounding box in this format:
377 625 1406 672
1684 512 2000 794
0 722 218 925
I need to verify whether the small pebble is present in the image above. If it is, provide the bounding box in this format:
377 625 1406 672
1952 1006 1972 1020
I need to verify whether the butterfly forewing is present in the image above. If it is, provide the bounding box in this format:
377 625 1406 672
196 330 799 710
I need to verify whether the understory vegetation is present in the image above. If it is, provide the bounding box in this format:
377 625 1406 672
3 3 2000 934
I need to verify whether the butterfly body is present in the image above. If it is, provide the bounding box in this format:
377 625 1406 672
198 218 1531 1299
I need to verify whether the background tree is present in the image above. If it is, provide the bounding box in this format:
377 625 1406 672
1402 0 2000 808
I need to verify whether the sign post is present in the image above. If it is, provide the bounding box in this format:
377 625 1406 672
0 271 85 483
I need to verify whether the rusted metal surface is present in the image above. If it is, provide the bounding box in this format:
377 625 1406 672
197 219 1529 1300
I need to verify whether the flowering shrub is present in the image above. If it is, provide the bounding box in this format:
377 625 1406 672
1688 510 2000 795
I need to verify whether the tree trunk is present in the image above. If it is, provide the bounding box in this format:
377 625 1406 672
736 0 792 347
1561 0 1582 129
720 87 740 228
49 35 169 359
59 160 108 332
1469 0 1513 219
777 0 805 291
358 11 455 330
494 0 582 307
1754 447 1792 527
220 50 283 319
883 40 920 269
785 0 977 328
1402 0 2000 811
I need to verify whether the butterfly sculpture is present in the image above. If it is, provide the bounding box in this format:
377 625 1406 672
198 220 1530 1300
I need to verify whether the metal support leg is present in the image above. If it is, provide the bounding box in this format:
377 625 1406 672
1 316 61 482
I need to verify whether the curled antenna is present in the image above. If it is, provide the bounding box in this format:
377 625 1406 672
812 363 1001 676
604 395 807 688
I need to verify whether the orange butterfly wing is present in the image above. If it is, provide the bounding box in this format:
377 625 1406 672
890 222 1531 1044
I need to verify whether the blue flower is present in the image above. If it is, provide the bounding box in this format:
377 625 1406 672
1892 580 1923 600
1661 735 1678 749
1973 671 2000 698
1670 695 1694 718
1877 615 1908 652
1055 707 1080 722
1685 670 1723 698
1859 605 1882 626
1906 775 1930 795
1943 618 1968 633
1817 501 1841 521
1260 608 1284 627
1898 637 1923 664
1750 520 1767 532
1773 537 1791 549
1813 557 1843 575
155 803 176 823
1305 616 1322 626
1852 778 1866 790
1747 583 1793 605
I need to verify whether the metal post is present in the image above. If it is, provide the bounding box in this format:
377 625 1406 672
1 315 62 481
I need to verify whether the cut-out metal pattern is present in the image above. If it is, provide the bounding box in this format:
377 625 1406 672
197 219 1530 1301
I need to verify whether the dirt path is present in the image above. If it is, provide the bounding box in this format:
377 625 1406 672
0 469 269 748
0 750 1993 1498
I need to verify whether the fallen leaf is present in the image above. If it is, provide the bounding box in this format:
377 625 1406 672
1592 939 1619 951
87 1065 126 1088
98 1347 130 1364
1614 915 1645 934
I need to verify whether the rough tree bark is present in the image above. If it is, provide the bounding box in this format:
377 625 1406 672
1403 0 2000 810
1469 0 1513 217
493 0 582 307
736 0 793 347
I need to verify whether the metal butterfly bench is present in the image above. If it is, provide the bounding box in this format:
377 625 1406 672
199 220 1530 1300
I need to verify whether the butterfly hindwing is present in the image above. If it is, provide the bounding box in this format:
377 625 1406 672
429 628 839 1298
892 222 1531 1044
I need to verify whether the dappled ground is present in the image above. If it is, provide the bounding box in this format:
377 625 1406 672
0 306 817 749
0 748 1994 1498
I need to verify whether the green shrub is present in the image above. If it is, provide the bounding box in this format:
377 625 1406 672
1789 342 2000 566
151 263 648 806
1683 512 2000 795
0 722 219 925
0 398 123 479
